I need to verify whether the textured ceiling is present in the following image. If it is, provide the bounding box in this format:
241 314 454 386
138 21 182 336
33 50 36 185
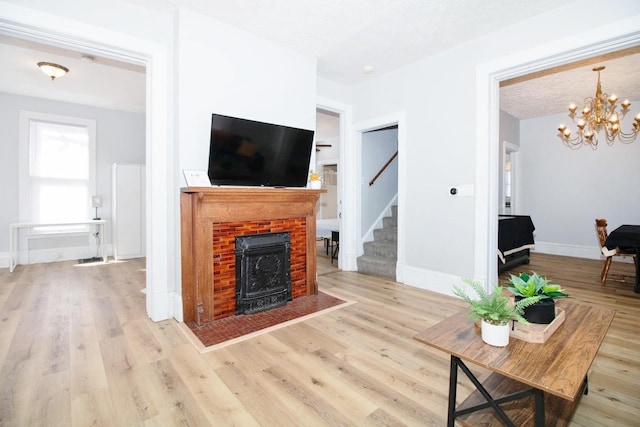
1 0 639 119
0 34 146 113
500 48 640 119
129 0 578 86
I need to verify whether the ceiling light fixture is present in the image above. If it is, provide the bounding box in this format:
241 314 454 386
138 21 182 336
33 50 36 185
558 66 640 149
37 61 69 81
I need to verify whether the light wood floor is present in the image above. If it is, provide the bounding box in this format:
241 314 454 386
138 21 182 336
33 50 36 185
0 253 638 426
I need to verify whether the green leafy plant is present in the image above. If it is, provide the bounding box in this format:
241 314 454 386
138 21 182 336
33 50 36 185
453 278 541 325
506 272 569 300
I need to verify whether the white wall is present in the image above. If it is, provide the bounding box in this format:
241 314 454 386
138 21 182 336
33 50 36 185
342 0 640 295
520 107 640 258
317 77 353 106
350 48 479 286
500 110 520 146
0 92 145 260
173 9 317 320
176 8 317 182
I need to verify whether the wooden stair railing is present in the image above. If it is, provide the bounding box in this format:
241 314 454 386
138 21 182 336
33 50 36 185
369 150 398 186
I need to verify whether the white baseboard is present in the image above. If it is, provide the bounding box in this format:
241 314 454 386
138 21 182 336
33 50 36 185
341 252 358 271
399 264 462 298
534 241 635 263
146 288 177 322
172 291 184 322
395 242 637 298
0 245 114 270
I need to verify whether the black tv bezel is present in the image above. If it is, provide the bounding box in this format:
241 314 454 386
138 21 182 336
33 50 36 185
207 113 315 188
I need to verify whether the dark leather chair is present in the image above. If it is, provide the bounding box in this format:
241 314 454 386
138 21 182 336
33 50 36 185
595 218 637 285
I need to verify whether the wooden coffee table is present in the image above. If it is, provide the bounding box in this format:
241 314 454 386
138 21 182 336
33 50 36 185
414 301 614 426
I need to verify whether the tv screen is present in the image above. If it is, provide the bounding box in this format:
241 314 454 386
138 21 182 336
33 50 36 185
207 114 315 187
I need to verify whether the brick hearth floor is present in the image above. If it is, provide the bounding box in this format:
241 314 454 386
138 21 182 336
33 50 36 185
186 291 346 348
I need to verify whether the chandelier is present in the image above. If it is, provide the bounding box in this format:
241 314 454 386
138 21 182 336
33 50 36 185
557 66 640 149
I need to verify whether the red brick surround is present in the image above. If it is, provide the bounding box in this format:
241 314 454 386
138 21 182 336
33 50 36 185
180 187 323 325
212 218 307 319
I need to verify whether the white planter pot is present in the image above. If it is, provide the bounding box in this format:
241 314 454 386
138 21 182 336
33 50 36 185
310 180 321 189
481 320 510 347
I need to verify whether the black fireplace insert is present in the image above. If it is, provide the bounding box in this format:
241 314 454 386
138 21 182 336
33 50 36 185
235 232 292 315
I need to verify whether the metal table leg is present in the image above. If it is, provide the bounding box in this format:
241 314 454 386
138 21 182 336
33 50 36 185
447 356 546 427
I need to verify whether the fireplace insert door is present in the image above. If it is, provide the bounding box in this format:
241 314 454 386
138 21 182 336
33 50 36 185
235 232 292 315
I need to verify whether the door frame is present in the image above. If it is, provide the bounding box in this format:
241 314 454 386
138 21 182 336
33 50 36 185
476 20 640 286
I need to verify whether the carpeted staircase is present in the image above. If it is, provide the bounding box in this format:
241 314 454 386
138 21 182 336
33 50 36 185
357 205 397 279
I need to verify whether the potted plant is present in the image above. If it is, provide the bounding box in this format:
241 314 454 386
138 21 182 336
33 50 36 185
506 272 569 324
453 278 541 347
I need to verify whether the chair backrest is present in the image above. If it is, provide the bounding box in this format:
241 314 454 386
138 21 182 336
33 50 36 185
595 218 609 247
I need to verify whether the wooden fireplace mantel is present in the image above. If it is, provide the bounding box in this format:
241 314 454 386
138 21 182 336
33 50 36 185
180 186 324 324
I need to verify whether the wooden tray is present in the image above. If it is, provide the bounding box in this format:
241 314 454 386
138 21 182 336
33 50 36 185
510 307 565 343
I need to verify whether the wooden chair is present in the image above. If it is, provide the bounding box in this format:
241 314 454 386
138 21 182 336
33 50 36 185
595 218 637 285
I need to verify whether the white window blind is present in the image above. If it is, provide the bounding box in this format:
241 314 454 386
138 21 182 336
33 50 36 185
20 111 96 233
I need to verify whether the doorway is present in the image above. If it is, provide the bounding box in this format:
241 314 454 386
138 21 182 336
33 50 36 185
0 12 173 321
479 30 640 287
315 106 342 267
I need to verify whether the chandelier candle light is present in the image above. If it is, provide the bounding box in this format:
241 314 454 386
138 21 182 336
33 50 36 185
558 66 640 149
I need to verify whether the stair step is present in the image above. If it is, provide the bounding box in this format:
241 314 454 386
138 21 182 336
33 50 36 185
357 205 398 280
363 241 397 259
373 227 397 243
382 216 397 229
357 255 396 280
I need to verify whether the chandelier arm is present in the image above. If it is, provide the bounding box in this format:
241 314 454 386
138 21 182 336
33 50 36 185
616 130 639 144
560 133 599 149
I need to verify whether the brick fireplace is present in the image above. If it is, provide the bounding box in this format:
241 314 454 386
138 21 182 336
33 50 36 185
180 187 323 325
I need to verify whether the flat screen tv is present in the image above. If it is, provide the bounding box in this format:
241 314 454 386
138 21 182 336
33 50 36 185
207 113 315 187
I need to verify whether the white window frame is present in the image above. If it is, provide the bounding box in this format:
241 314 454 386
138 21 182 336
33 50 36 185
19 111 97 235
501 141 519 215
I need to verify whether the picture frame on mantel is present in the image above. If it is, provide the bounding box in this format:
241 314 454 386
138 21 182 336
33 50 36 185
183 170 211 187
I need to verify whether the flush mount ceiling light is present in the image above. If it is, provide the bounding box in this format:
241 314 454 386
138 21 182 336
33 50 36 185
558 66 640 149
37 61 69 81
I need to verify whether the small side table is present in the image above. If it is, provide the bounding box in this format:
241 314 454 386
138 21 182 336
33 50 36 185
414 301 614 426
9 220 107 272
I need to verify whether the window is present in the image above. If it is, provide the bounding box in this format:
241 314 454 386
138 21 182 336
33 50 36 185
504 153 512 208
20 111 96 232
502 142 519 215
